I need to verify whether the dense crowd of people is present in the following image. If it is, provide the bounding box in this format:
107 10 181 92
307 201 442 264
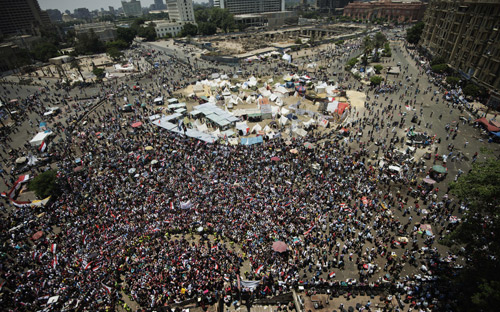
0 29 486 312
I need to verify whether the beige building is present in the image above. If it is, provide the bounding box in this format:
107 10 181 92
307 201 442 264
421 0 500 92
74 22 117 42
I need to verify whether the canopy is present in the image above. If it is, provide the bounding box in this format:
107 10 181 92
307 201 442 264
432 165 447 173
131 121 143 128
422 178 436 184
29 131 53 146
272 241 288 253
475 118 500 132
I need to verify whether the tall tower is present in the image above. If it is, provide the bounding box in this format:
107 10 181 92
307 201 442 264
0 0 52 37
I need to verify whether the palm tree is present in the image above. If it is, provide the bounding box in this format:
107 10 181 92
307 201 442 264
362 36 373 66
70 59 85 82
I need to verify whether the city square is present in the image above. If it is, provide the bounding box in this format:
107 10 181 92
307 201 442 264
0 1 499 312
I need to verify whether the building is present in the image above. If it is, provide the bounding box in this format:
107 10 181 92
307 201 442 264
46 9 63 22
214 0 285 15
74 22 117 42
154 21 185 37
234 11 297 28
0 0 52 37
166 0 195 23
316 0 351 13
122 0 143 17
343 0 427 23
74 8 92 20
420 0 500 92
154 0 166 10
109 6 116 15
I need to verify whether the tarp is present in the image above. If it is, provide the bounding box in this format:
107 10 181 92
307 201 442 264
240 279 260 290
29 131 53 146
475 118 500 132
241 136 263 145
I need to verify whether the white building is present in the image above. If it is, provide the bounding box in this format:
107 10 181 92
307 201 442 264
214 0 285 15
154 21 184 37
166 0 195 23
122 0 143 17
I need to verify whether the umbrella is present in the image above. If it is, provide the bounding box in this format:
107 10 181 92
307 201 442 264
284 140 292 146
32 230 43 240
303 142 315 149
128 168 136 174
145 146 154 151
432 165 447 173
150 159 158 165
422 178 436 184
272 241 288 253
131 122 143 128
15 157 27 164
271 156 280 161
197 226 204 232
363 264 369 269
290 149 299 154
73 166 83 172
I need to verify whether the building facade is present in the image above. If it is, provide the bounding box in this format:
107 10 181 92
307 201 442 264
421 0 500 92
214 0 285 15
166 0 195 22
343 0 427 23
74 22 117 42
154 21 184 37
122 0 143 17
0 0 52 37
316 0 351 13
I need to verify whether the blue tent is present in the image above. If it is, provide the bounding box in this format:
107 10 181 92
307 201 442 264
241 136 264 145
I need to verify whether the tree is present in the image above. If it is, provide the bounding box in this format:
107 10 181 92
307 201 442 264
446 76 460 86
106 47 123 61
70 59 85 82
463 83 481 97
74 30 105 55
373 32 387 61
406 21 425 44
179 23 198 37
92 67 105 81
362 36 373 66
28 170 59 198
117 27 137 46
431 63 448 73
198 22 217 36
374 64 383 74
137 25 157 41
431 55 447 66
31 42 59 62
295 38 302 45
446 158 500 311
370 75 383 85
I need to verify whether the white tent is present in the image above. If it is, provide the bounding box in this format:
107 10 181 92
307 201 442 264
235 122 249 135
293 128 307 137
251 123 262 133
196 123 208 133
274 86 289 94
303 119 316 129
29 131 53 146
327 101 339 112
263 125 272 133
279 116 288 126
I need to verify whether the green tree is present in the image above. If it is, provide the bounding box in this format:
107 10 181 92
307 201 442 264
31 42 59 62
373 32 387 61
463 83 481 97
137 24 157 41
374 64 383 74
198 22 217 36
179 23 198 37
362 36 373 66
431 63 448 73
92 67 105 81
370 75 383 85
74 30 105 55
117 27 137 46
295 38 302 45
406 21 425 44
446 158 500 311
446 76 460 86
28 170 59 198
431 55 447 66
106 47 123 61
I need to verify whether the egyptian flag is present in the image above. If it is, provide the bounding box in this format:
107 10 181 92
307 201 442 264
303 225 315 236
50 244 57 254
83 261 92 270
329 272 336 279
215 263 219 270
102 284 112 294
51 255 58 269
170 202 174 210
211 245 218 252
255 264 264 275
39 141 47 152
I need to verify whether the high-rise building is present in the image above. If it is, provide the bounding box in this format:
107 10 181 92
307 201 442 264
46 9 62 22
0 0 52 37
166 0 195 23
420 0 500 92
109 6 116 15
122 0 143 17
214 0 285 15
154 0 166 10
74 8 92 20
